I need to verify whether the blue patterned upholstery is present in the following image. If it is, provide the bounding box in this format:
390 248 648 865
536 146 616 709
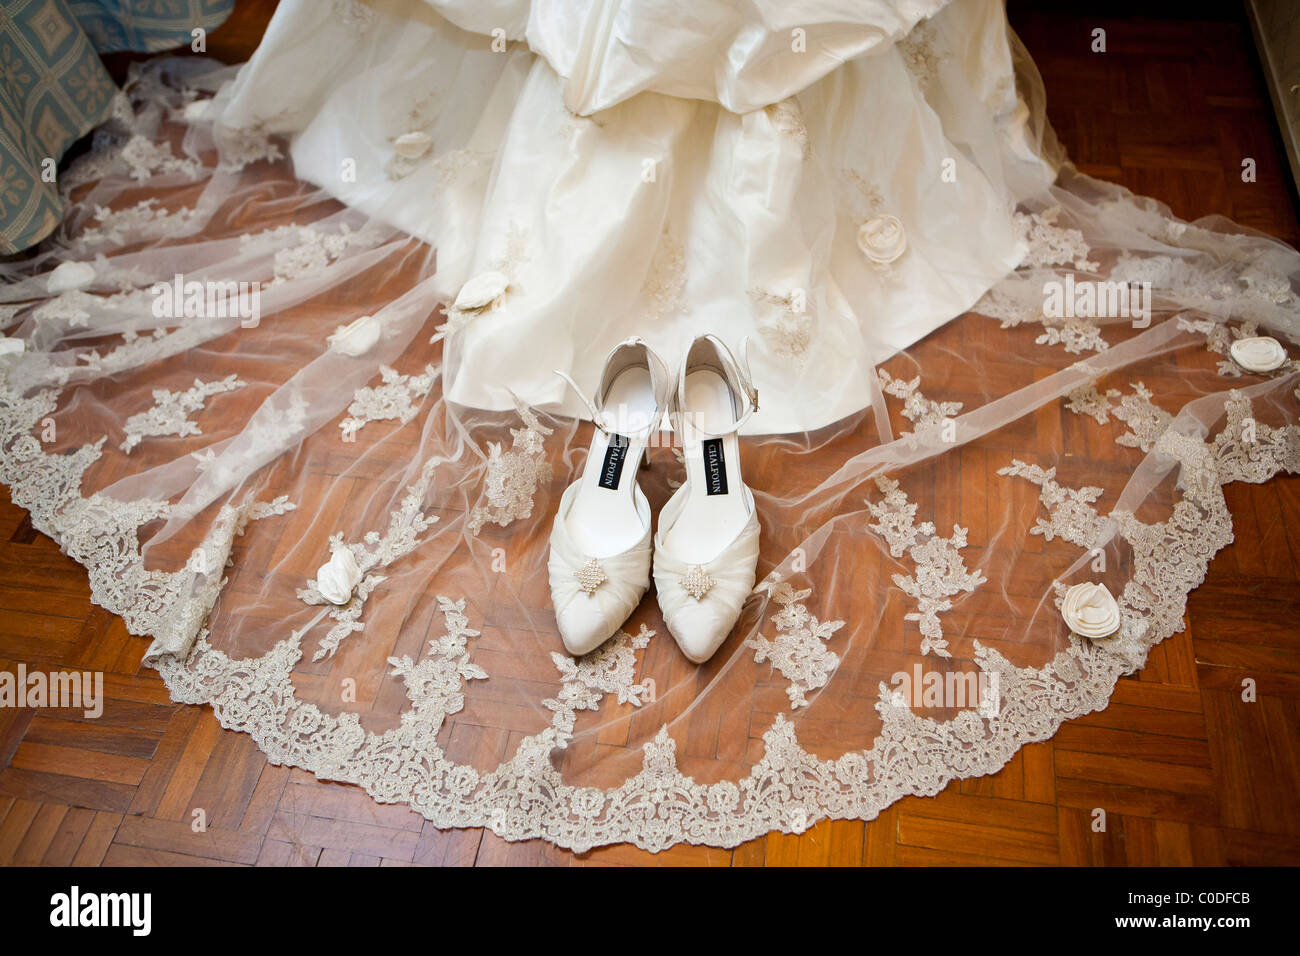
0 0 233 253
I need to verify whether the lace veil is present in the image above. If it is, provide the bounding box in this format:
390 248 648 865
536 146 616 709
0 0 1296 852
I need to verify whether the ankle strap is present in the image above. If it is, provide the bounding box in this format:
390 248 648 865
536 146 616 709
671 334 759 439
553 336 669 440
553 368 610 434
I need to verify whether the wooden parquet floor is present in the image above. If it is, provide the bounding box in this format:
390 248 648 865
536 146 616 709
1 2 1298 866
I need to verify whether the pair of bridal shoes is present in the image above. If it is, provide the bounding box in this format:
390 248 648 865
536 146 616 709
547 334 761 663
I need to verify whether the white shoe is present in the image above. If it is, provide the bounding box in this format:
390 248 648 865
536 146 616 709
653 334 761 663
548 337 671 656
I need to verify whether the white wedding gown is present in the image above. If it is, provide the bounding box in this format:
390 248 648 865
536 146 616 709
214 0 1053 433
0 0 1297 853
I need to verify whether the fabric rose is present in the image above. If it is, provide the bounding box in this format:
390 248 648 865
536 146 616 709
858 214 907 266
327 314 381 356
1061 582 1120 639
47 260 96 294
452 270 508 311
1229 336 1286 373
316 547 361 605
393 131 432 159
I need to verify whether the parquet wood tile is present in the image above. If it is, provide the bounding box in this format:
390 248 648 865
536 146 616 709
1 1 1298 866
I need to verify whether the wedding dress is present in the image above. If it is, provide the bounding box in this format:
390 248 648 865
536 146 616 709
0 0 1296 853
215 0 1051 433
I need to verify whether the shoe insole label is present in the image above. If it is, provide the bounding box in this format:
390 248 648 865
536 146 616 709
597 434 632 490
702 437 729 495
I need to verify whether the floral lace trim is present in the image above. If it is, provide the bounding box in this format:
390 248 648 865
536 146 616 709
840 168 885 221
11 367 1286 850
1013 205 1099 272
339 364 437 442
428 149 493 192
544 624 653 737
749 288 812 365
637 230 687 322
388 596 486 735
1176 316 1300 379
121 374 245 453
33 290 97 329
766 98 811 159
978 285 1110 354
215 123 285 173
0 382 298 663
864 476 987 658
746 579 844 709
120 135 203 183
1065 380 1120 424
434 222 528 342
1112 382 1174 453
1113 254 1299 328
996 460 1109 547
898 20 940 86
467 396 553 535
334 0 377 34
240 223 370 286
74 199 197 249
878 369 963 443
298 455 443 661
1065 379 1176 454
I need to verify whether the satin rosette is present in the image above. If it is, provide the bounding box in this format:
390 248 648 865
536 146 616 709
1061 582 1121 639
316 547 362 605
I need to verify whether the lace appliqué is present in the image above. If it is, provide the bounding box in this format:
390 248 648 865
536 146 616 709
749 289 812 365
33 290 96 329
66 325 204 385
119 135 202 183
1176 316 1299 379
1013 205 1099 272
637 230 687 322
766 98 811 159
215 123 284 173
865 476 987 658
1065 380 1121 424
544 624 653 738
334 0 377 34
898 20 940 86
840 168 885 221
1113 253 1299 329
428 149 492 192
74 199 196 249
253 223 367 285
388 596 487 737
997 460 1110 547
746 579 843 709
297 455 443 661
1112 382 1174 453
878 370 963 443
339 364 437 442
121 374 244 453
466 396 553 535
181 395 308 522
434 222 528 342
978 285 1110 355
